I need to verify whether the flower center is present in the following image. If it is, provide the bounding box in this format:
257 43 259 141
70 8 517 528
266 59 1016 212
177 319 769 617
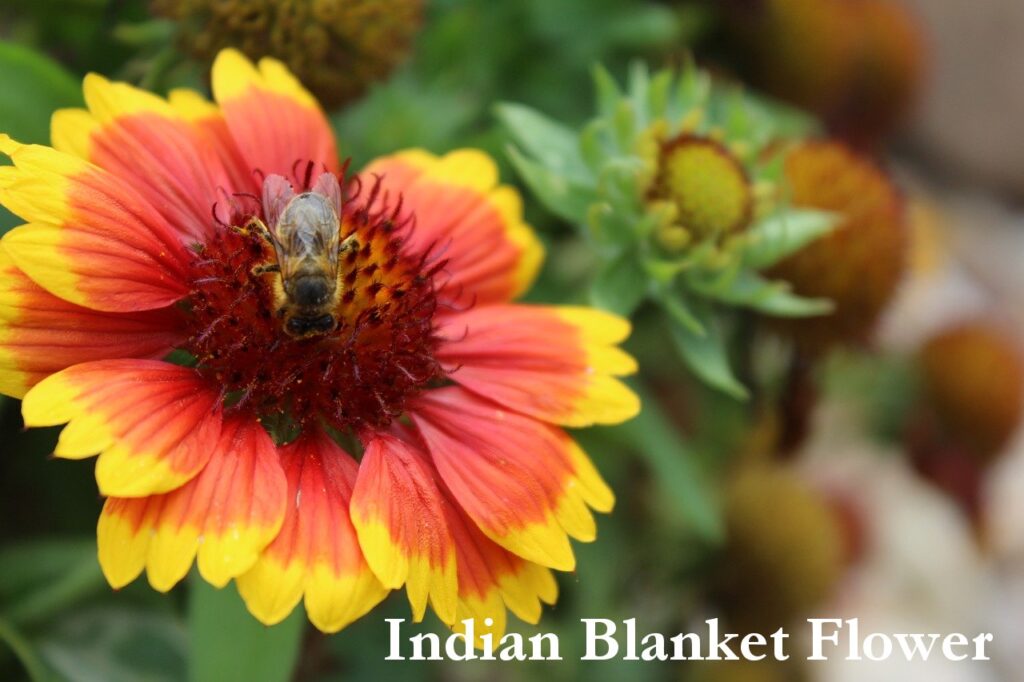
181 172 445 433
650 134 753 247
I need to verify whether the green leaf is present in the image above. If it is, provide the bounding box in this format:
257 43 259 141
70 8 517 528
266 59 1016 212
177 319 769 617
188 576 304 682
0 40 82 237
667 304 749 400
605 383 723 542
40 608 186 682
590 251 647 316
0 538 106 629
579 119 616 174
0 41 81 144
592 64 622 120
669 59 711 122
612 100 637 151
647 69 673 119
659 292 704 336
585 201 637 252
688 269 833 318
506 144 595 223
742 209 839 269
0 538 96 602
626 61 651 129
494 102 589 181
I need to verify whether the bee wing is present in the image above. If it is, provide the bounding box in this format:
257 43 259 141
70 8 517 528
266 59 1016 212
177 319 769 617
316 210 341 281
262 174 296 231
276 196 342 283
311 172 343 217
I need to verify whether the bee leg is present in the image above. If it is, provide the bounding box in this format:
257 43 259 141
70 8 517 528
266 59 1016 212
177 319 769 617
237 217 275 244
251 263 281 276
339 233 360 254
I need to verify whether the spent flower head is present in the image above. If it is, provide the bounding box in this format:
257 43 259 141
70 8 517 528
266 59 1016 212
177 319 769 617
154 0 422 108
723 0 926 146
766 140 908 353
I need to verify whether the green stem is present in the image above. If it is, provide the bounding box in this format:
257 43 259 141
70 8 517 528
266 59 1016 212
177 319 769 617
603 381 724 542
0 617 48 682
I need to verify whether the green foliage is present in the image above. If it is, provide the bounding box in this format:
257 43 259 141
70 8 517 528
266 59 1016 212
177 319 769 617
605 383 725 541
500 62 835 397
335 0 685 166
0 39 82 236
39 608 186 682
187 576 304 682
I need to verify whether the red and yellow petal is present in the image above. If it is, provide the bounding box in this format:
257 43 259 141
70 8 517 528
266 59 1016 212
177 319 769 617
236 430 388 633
211 49 338 179
0 252 183 398
437 305 640 427
97 415 287 591
21 359 221 497
364 149 543 306
0 136 189 312
444 491 558 648
50 75 243 243
168 89 256 195
349 432 458 625
410 387 615 572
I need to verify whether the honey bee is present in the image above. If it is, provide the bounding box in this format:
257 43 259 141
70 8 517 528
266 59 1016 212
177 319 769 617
250 172 357 338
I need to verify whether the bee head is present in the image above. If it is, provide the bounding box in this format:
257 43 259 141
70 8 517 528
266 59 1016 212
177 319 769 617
285 313 337 338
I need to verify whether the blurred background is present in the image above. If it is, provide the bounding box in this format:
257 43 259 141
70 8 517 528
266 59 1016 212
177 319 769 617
3 1 1024 681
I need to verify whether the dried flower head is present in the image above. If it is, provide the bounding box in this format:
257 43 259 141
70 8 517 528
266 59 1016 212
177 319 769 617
766 141 908 352
715 466 844 633
918 321 1024 463
725 0 925 145
153 0 422 108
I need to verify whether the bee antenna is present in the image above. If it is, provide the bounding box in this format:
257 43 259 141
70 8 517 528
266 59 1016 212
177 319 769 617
339 158 352 182
252 168 266 184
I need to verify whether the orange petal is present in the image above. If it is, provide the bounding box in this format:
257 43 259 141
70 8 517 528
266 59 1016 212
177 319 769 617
363 149 543 306
211 49 338 179
51 76 247 243
97 415 287 591
349 432 458 625
443 487 558 648
0 252 183 398
0 136 190 312
168 88 256 195
410 387 615 571
21 359 222 497
237 430 388 633
437 304 639 427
